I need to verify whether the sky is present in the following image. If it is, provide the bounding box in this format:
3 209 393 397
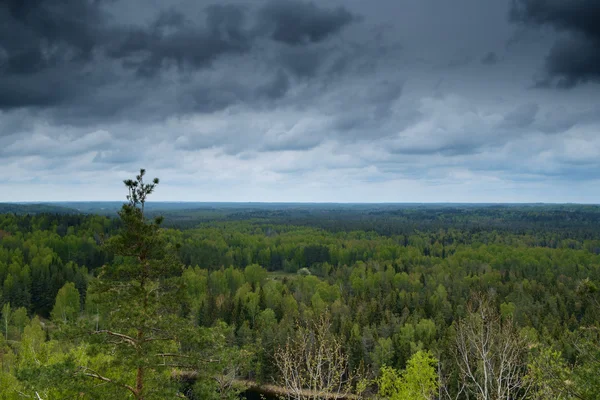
1 0 599 203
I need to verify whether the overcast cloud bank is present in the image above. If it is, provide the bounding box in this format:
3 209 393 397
1 0 599 202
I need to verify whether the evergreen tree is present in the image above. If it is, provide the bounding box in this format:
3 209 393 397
77 169 186 399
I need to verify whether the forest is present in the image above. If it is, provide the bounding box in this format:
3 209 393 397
0 171 599 399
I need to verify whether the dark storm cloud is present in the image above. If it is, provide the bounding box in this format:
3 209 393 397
542 36 600 88
257 0 356 46
181 79 251 113
0 0 103 66
481 52 499 65
255 70 291 100
330 79 406 139
106 5 252 77
0 0 358 116
277 46 329 78
510 0 600 36
0 71 71 109
0 0 105 109
511 0 600 86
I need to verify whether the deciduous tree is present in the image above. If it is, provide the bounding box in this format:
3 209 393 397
274 313 358 400
378 350 438 400
454 294 530 400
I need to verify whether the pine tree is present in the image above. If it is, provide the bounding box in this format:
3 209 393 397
78 169 186 399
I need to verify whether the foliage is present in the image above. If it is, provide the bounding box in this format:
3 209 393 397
50 282 80 323
378 350 438 400
1 191 600 398
70 169 187 399
525 346 573 400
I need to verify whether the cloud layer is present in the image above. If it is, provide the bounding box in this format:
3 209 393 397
511 0 600 87
1 0 599 202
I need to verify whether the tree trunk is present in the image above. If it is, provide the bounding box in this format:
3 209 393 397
136 366 144 400
136 328 144 400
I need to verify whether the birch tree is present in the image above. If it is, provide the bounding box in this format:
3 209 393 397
274 314 357 400
454 294 530 400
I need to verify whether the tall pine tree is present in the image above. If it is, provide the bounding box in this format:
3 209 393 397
79 169 186 399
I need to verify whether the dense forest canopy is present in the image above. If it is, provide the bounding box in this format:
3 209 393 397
0 179 599 398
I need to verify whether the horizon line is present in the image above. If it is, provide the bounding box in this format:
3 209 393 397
3 201 600 206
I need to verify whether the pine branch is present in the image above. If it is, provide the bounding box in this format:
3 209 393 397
92 330 137 347
80 367 137 396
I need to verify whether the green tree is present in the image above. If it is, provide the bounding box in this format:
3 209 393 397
18 316 47 369
378 350 438 400
525 346 573 400
77 169 186 399
51 282 80 323
1 303 9 340
10 307 28 340
244 264 267 288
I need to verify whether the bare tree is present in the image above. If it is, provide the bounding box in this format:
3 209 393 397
454 294 530 400
274 314 357 400
438 359 467 400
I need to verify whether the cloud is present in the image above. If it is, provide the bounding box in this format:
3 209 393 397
324 78 407 141
0 0 105 109
0 0 358 120
92 147 144 165
1 129 113 159
276 45 330 78
106 5 253 77
257 0 356 46
384 95 504 156
534 104 600 133
543 36 600 88
511 0 600 86
256 69 291 100
481 51 499 65
2 0 600 202
499 103 538 129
